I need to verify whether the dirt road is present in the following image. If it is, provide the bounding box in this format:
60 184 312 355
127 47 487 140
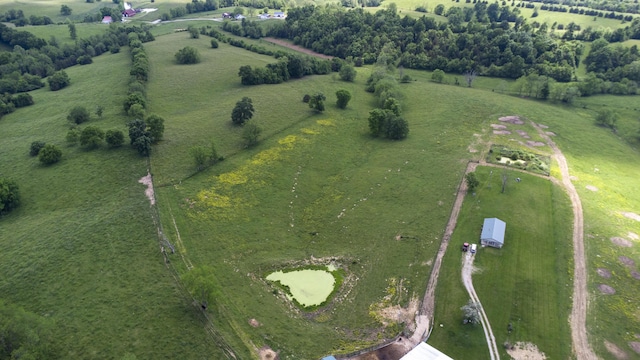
262 38 334 59
531 122 597 360
462 253 501 360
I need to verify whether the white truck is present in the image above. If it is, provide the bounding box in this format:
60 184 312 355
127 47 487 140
470 244 477 253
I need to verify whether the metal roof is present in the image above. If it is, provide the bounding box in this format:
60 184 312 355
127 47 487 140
400 342 453 360
481 217 506 245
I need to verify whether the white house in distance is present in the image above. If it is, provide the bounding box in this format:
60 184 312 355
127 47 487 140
481 217 506 248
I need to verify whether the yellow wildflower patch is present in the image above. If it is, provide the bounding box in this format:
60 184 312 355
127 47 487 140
195 189 232 208
301 128 320 135
317 119 335 126
218 172 248 186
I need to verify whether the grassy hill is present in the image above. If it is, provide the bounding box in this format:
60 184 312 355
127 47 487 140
0 15 639 360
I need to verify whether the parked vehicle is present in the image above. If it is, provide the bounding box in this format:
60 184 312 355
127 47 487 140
462 242 469 252
471 244 477 253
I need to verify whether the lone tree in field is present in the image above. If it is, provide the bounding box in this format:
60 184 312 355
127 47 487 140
68 23 77 40
465 172 479 193
336 89 352 109
175 46 201 64
60 5 72 16
308 93 326 112
0 177 20 215
38 144 62 165
67 106 90 124
231 97 254 126
461 300 482 325
48 70 70 91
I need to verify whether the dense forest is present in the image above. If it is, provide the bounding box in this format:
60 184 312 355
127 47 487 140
260 4 639 92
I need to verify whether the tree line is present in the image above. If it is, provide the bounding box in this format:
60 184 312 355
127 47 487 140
0 23 154 95
159 0 284 21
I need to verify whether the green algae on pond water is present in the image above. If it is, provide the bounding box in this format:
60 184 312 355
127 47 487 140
267 269 336 307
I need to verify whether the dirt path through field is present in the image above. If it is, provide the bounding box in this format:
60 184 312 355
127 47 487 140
531 122 597 360
462 253 500 360
262 38 334 59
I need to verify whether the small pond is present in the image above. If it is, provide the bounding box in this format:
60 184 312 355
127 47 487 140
266 268 336 307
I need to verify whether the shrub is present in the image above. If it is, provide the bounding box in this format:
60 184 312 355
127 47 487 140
29 141 46 156
145 114 165 142
302 94 311 103
175 46 201 64
0 177 20 215
48 70 70 91
80 126 105 149
128 103 145 119
105 129 125 147
67 106 90 124
336 89 351 109
63 128 80 146
339 64 357 82
211 39 219 48
38 144 62 165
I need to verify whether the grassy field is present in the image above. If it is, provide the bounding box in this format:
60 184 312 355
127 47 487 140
0 0 120 23
0 48 231 359
1 13 640 360
428 166 573 360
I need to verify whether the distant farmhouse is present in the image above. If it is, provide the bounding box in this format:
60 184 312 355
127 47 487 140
235 14 246 20
274 11 285 18
258 13 270 19
122 9 136 17
481 218 506 248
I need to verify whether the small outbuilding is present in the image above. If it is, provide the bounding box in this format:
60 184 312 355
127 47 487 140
101 16 113 24
400 342 453 360
274 11 285 18
481 217 506 248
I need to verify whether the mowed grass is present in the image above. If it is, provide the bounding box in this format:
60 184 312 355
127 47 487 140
428 166 573 360
0 0 120 23
0 51 229 358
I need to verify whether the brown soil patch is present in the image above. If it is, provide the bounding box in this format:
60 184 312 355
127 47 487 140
629 342 640 355
494 130 512 135
621 212 640 222
515 129 531 139
611 237 633 247
491 124 508 129
526 141 546 147
138 172 155 205
499 116 525 125
631 270 640 280
605 340 629 360
263 37 333 59
374 297 419 331
249 318 260 327
598 284 616 294
586 185 598 192
628 232 639 240
619 256 636 268
597 268 612 278
506 342 547 360
258 346 278 360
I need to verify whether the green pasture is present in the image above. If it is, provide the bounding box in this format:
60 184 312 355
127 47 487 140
0 50 229 358
0 0 120 23
19 22 112 45
428 166 573 360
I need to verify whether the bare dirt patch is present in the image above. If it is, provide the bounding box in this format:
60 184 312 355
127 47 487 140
605 340 629 360
138 172 155 205
611 237 633 247
598 284 616 294
249 318 261 327
621 212 640 222
499 116 525 125
526 141 546 147
374 297 419 331
630 342 640 355
586 185 598 192
515 130 531 139
506 342 547 360
491 124 508 129
494 130 512 135
597 268 612 278
619 256 636 268
263 38 333 59
631 270 640 280
258 346 279 360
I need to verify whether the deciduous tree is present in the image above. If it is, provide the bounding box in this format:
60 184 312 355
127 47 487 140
0 178 20 215
175 46 201 64
308 93 326 112
48 71 70 91
67 106 90 124
29 141 46 157
242 121 262 147
465 172 480 193
339 64 357 82
80 126 105 149
105 129 125 147
231 97 254 125
336 89 351 109
146 114 165 142
38 144 62 165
